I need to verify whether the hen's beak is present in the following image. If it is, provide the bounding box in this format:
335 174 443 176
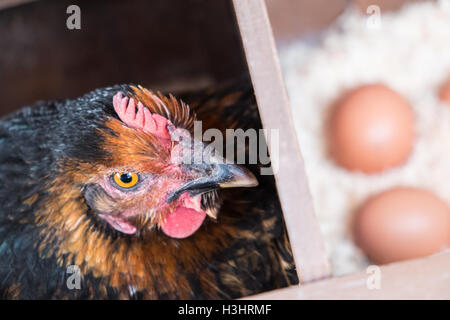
216 163 258 188
166 126 258 203
166 162 258 203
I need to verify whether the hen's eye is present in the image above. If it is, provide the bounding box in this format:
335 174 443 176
112 172 139 189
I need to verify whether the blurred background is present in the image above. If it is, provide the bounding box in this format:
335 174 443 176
0 0 427 114
0 0 247 116
266 0 428 44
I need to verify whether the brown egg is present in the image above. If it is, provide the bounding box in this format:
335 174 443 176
438 77 450 105
354 187 450 265
329 84 414 173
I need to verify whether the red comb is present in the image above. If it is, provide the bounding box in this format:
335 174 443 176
113 92 171 140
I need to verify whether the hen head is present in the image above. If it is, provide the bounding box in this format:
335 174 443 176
48 85 257 241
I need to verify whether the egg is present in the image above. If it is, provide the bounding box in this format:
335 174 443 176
329 84 414 173
438 77 450 105
354 187 450 265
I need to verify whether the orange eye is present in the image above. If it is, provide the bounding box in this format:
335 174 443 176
113 172 139 189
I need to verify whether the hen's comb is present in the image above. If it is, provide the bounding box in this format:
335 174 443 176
113 91 171 140
131 85 194 130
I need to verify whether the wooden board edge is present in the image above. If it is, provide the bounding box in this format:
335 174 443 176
232 0 331 283
244 250 450 299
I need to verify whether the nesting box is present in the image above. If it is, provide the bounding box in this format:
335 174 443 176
1 0 448 299
239 0 450 299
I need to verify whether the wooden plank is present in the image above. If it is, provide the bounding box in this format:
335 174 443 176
246 250 450 299
232 0 331 283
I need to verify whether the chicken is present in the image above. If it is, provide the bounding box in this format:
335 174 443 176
0 78 298 299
